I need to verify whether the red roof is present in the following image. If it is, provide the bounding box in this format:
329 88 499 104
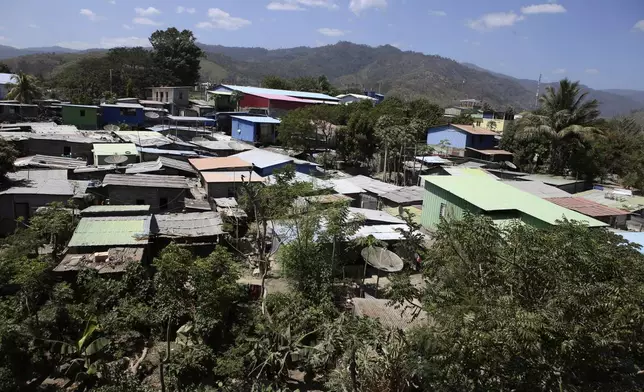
451 124 498 136
545 197 629 217
247 92 310 103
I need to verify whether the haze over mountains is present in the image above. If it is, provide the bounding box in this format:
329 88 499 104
1 42 642 118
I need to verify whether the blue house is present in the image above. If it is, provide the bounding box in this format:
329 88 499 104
231 115 281 144
100 103 145 127
426 123 497 150
232 149 318 177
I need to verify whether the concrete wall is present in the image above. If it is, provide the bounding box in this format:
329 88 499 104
151 87 191 108
106 185 186 213
20 139 94 161
62 107 98 129
0 194 72 236
102 107 144 126
231 118 256 142
426 126 468 149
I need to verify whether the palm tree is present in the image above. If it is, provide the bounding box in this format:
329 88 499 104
6 72 42 103
515 78 601 174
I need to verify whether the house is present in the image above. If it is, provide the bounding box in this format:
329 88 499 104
231 115 281 144
207 84 339 117
100 103 144 126
502 180 572 199
420 175 606 231
114 130 173 148
93 143 139 166
232 149 319 177
189 156 253 172
0 102 38 121
0 170 89 235
545 197 629 228
518 174 591 194
0 73 17 99
61 104 100 129
347 175 401 209
473 110 515 133
54 215 151 274
125 157 197 177
149 86 192 115
426 124 511 161
201 171 265 199
139 99 166 109
335 94 378 105
102 173 190 212
459 99 482 109
363 91 385 103
153 211 224 251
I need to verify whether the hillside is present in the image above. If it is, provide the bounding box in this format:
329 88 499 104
1 41 642 117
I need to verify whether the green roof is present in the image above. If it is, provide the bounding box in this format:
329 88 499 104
82 205 151 213
422 176 607 227
93 143 138 156
68 216 151 247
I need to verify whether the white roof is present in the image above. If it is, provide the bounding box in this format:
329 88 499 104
101 103 144 109
266 171 333 190
330 178 365 194
336 93 377 101
0 73 16 84
348 207 405 224
415 155 450 164
350 175 401 196
233 149 293 169
218 84 339 101
352 224 408 241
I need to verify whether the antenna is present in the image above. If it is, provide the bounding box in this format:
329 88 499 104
535 73 542 109
145 111 160 119
104 124 120 132
103 155 129 165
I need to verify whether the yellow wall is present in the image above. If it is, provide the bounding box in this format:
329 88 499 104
473 118 512 133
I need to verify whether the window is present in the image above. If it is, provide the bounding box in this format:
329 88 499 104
178 92 183 100
160 197 168 211
63 146 71 156
136 199 145 205
439 203 447 218
165 91 169 102
80 109 86 117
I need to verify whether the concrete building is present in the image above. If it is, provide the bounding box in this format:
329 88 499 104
426 123 512 161
230 115 280 144
201 171 265 199
473 110 515 134
93 143 139 166
149 86 192 115
61 104 100 129
100 103 144 126
420 175 606 231
102 173 190 212
0 102 38 121
124 157 197 177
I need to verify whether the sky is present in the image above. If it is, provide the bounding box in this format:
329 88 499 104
1 0 643 90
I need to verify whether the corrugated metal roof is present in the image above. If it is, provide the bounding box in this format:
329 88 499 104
502 180 571 199
0 73 17 84
103 173 189 189
466 147 513 155
81 205 151 216
0 170 75 196
167 115 216 123
521 174 586 186
330 178 365 195
444 167 499 179
93 143 138 156
124 160 163 174
352 297 430 330
189 156 252 171
137 147 201 157
352 224 408 240
350 175 401 196
380 186 424 205
14 155 87 169
233 149 294 169
266 171 333 190
201 171 265 183
219 84 339 101
190 139 254 152
231 115 281 124
115 131 173 147
449 124 497 136
545 197 629 217
577 189 644 213
140 99 164 105
54 247 145 274
348 207 405 225
415 155 450 164
67 216 151 247
158 156 196 174
101 103 144 109
154 211 224 237
422 175 607 227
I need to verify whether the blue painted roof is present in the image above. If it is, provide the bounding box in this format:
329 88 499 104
220 84 339 101
231 115 281 124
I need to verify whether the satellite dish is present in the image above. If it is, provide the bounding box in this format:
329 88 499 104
502 161 517 170
103 155 129 164
361 247 404 272
145 111 160 119
104 124 120 132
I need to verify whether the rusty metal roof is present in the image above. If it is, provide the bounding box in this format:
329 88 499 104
102 173 189 189
545 197 629 217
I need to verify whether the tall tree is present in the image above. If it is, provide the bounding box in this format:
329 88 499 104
262 76 293 90
0 139 17 180
6 72 41 103
514 78 601 174
0 63 11 73
149 28 204 86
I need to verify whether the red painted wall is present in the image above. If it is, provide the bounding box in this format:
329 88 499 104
270 100 311 110
239 94 270 108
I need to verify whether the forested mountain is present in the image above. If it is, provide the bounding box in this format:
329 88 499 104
1 41 642 116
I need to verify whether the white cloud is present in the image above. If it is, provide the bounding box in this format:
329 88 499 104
585 68 600 75
176 6 195 14
108 0 116 4
267 2 304 11
467 12 524 31
80 9 99 21
464 39 481 46
57 36 150 51
176 6 185 13
349 0 387 14
197 8 251 30
521 3 566 14
267 0 337 11
633 20 644 32
552 68 566 74
186 8 196 14
135 7 161 16
123 24 133 30
28 24 39 29
429 10 446 16
133 17 162 26
317 28 347 36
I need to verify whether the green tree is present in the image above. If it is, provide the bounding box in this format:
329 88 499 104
336 110 377 165
277 107 317 152
149 28 204 86
0 138 18 180
515 78 601 174
262 76 293 90
0 63 11 73
391 214 644 391
6 72 42 103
